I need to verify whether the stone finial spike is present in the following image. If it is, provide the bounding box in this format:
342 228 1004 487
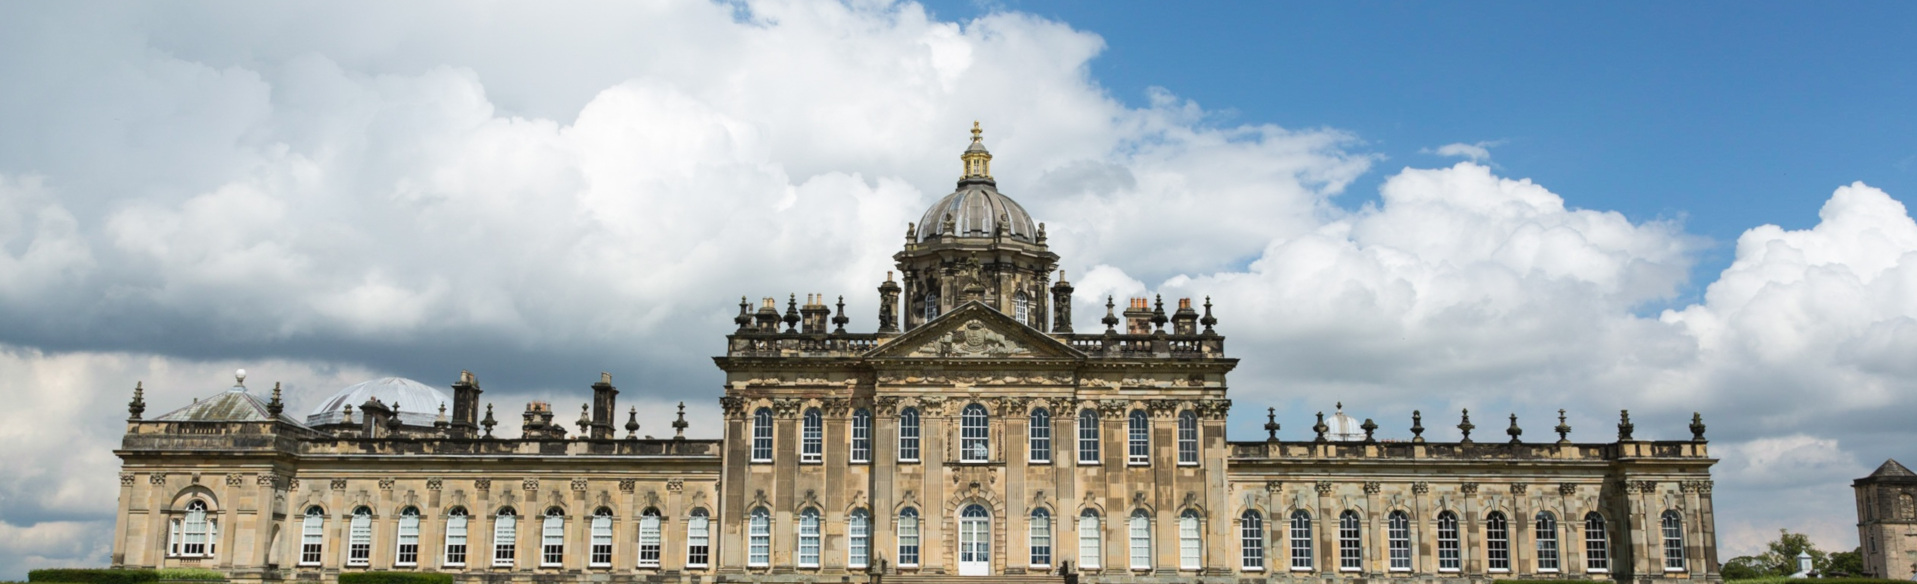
267 382 284 417
1101 296 1119 333
1411 410 1425 443
481 404 497 439
1361 418 1378 444
1458 409 1474 444
625 406 640 440
783 294 801 333
128 381 146 421
673 402 689 439
832 295 850 334
1150 294 1168 331
577 404 592 438
1200 296 1218 335
1555 409 1572 444
1690 412 1707 443
1617 409 1634 441
1264 407 1280 441
386 405 404 432
1312 412 1329 443
1506 413 1522 444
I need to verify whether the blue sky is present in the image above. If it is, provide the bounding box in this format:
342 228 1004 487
929 0 1917 307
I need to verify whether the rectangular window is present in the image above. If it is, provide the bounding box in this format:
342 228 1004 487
1338 514 1361 571
1129 513 1151 570
1179 514 1201 570
638 514 661 567
1030 513 1052 567
899 409 921 462
493 515 517 567
1079 514 1101 569
396 514 420 566
1662 512 1686 571
1241 513 1265 571
1388 512 1411 571
300 514 324 566
898 512 920 566
1537 514 1560 572
687 512 711 568
444 513 468 566
849 513 870 568
1437 514 1460 572
801 410 823 464
1585 514 1609 572
590 515 613 568
1487 514 1510 572
798 512 821 568
1177 412 1199 465
751 409 773 462
1290 514 1313 571
541 515 564 567
1029 410 1051 463
851 410 871 463
748 511 770 567
961 405 989 463
348 513 372 566
1127 412 1150 466
1078 411 1100 464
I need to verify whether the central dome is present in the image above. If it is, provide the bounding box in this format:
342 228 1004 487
915 182 1039 242
915 122 1039 243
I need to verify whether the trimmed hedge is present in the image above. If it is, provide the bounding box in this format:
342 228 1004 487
337 573 453 584
152 569 223 582
27 570 158 584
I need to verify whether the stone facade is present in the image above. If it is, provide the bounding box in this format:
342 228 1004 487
110 126 1720 584
1855 459 1917 579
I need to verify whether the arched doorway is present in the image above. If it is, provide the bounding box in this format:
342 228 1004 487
959 504 991 576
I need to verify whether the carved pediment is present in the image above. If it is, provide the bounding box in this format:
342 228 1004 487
866 302 1085 360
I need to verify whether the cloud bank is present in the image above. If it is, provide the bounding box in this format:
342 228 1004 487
0 0 1909 573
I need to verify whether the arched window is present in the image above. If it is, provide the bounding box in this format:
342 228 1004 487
1289 510 1313 571
1436 510 1460 572
962 403 989 462
924 292 940 321
396 506 421 566
1584 512 1610 572
851 408 872 463
638 508 662 567
747 507 771 567
1661 510 1686 571
751 408 774 462
590 508 614 568
797 508 821 568
1014 292 1030 324
1338 510 1361 571
1179 509 1202 570
848 509 871 569
174 500 212 557
1177 410 1199 465
686 508 711 568
1078 510 1102 569
347 506 373 566
1077 409 1100 464
801 408 823 463
1387 510 1411 571
899 407 921 462
444 507 469 566
493 507 518 567
300 506 325 566
1030 508 1052 567
1127 410 1150 465
541 508 565 567
1129 510 1152 569
1029 408 1051 463
1536 511 1560 571
898 508 921 566
1486 511 1510 571
1240 510 1265 571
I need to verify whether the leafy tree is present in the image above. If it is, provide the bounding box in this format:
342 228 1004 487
1757 529 1829 576
1826 547 1864 577
1723 555 1768 580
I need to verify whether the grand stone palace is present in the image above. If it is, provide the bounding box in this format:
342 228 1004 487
110 126 1721 583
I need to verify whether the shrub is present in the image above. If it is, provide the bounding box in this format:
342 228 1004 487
152 569 224 582
28 570 159 584
337 573 453 584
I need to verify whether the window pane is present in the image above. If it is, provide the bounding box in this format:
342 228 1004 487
445 509 468 566
1129 511 1151 569
1290 511 1313 571
1662 511 1685 571
748 508 770 566
1339 511 1361 571
1388 511 1411 570
687 509 711 567
849 510 870 568
348 508 372 566
1029 408 1051 462
1078 409 1100 463
1536 512 1559 571
851 409 871 463
1030 509 1051 567
638 509 662 567
752 408 774 462
1437 511 1460 571
590 510 614 568
1180 511 1201 570
1584 513 1610 572
1240 511 1265 570
1078 511 1101 569
798 509 821 567
962 404 989 462
1177 411 1199 464
899 408 921 461
1127 411 1150 465
898 508 920 566
494 511 517 567
301 508 325 566
541 511 564 567
1486 512 1509 571
397 507 420 566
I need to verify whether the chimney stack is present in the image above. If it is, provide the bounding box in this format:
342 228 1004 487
590 372 618 440
1124 297 1153 334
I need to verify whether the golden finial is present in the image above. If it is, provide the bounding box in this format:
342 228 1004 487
961 121 992 180
971 120 982 142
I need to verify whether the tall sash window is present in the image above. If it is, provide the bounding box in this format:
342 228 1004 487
899 408 921 462
396 506 421 566
1436 511 1460 572
686 508 711 568
1029 508 1052 567
848 509 871 568
1289 511 1313 571
638 508 662 567
493 508 518 567
347 507 373 566
898 508 921 566
851 408 872 463
443 508 469 566
1029 408 1051 463
747 508 770 567
540 508 565 567
1240 510 1265 571
1127 410 1150 465
1388 510 1411 571
751 408 774 462
590 509 614 568
1177 411 1199 465
1536 511 1560 571
299 507 324 566
1486 511 1510 572
1077 409 1100 463
961 404 989 462
1584 512 1610 572
801 408 823 463
1078 510 1101 569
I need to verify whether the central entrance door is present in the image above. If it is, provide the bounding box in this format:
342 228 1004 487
959 504 991 576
